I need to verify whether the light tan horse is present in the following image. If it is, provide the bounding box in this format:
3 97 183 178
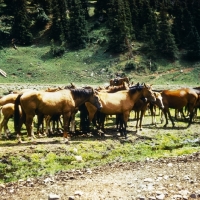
0 94 19 105
14 88 101 143
0 103 14 138
85 83 156 138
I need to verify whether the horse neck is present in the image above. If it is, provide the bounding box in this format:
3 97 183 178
130 90 144 104
74 98 88 108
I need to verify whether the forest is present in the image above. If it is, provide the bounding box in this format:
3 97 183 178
0 0 200 61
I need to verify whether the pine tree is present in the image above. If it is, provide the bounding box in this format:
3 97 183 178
68 0 88 49
10 0 33 45
51 0 62 40
51 0 69 41
172 2 194 49
156 8 178 59
186 26 200 60
94 0 108 17
81 0 89 19
107 0 132 52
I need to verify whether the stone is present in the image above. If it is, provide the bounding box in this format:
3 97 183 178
48 194 60 200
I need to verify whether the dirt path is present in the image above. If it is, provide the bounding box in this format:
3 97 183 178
1 151 200 200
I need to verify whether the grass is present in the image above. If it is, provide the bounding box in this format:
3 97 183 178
0 110 200 183
0 17 200 183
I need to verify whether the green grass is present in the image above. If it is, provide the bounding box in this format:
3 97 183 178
0 23 200 183
0 111 200 183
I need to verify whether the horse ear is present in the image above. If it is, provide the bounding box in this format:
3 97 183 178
94 89 99 95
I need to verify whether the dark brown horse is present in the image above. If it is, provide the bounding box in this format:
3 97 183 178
161 88 198 127
14 88 101 143
85 83 156 138
110 77 129 86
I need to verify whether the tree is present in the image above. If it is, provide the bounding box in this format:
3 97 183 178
51 0 69 41
10 0 33 45
94 0 108 17
186 26 200 60
68 0 88 49
107 0 133 52
156 8 178 59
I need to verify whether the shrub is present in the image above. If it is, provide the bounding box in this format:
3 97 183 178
124 61 136 71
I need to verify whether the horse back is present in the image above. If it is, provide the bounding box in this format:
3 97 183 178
161 88 198 108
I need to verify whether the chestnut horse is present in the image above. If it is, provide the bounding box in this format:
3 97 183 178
85 83 156 138
133 91 164 131
14 88 101 143
161 88 198 127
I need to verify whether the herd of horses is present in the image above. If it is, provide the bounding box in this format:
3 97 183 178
0 77 199 143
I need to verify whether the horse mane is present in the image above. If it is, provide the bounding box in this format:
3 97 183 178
64 83 76 89
70 88 94 99
128 83 143 94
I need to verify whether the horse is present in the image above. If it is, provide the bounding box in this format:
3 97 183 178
133 92 164 131
109 77 129 86
85 83 156 138
0 103 16 138
79 81 129 133
97 81 129 93
161 88 198 127
0 93 19 105
14 87 101 143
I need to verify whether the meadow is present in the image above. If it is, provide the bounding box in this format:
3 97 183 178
0 34 200 184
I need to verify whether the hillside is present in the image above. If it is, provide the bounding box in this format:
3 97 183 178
0 38 200 88
0 0 200 87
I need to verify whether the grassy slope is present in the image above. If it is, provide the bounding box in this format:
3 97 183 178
0 27 200 88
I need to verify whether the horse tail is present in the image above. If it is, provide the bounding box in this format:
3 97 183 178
14 94 23 132
0 106 3 122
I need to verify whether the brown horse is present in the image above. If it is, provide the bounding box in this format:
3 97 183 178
110 77 129 86
14 88 101 142
133 92 164 131
85 83 156 138
161 88 198 127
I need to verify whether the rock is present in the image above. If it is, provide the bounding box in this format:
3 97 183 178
190 193 197 198
143 178 154 182
74 190 83 196
74 155 83 162
156 193 165 200
48 193 60 200
167 163 173 167
68 196 75 200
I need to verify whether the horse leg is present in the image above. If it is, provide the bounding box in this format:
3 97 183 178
187 104 195 127
162 109 169 127
3 117 10 139
123 112 130 139
167 109 175 127
37 114 44 137
25 114 35 141
69 113 76 134
139 110 145 131
135 111 139 132
63 112 71 141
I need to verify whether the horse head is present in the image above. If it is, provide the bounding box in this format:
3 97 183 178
94 90 103 110
154 92 164 109
142 83 156 103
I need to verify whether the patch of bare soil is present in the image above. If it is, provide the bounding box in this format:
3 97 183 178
1 149 200 200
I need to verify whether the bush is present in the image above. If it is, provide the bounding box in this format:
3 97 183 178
124 61 136 71
35 8 50 28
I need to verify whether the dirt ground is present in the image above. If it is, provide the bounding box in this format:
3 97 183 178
0 82 200 200
1 142 200 200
